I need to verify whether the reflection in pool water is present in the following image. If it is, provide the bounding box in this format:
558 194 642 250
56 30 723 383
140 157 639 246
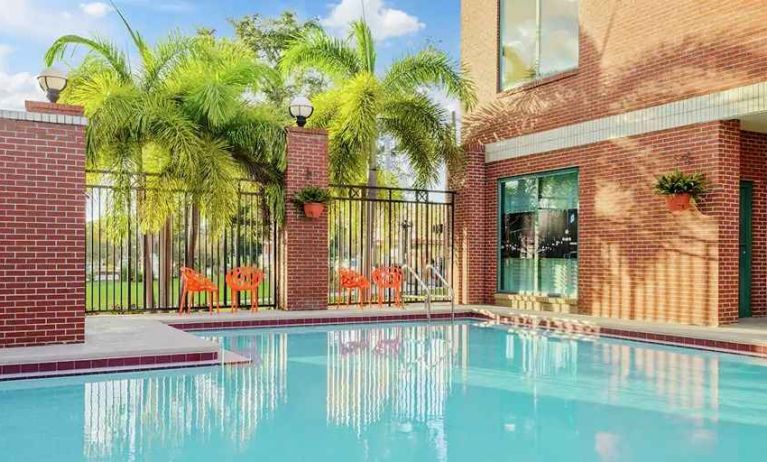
84 333 288 458
0 321 766 461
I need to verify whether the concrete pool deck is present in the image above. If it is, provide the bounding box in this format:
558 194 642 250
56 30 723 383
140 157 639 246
1 304 765 380
473 306 767 357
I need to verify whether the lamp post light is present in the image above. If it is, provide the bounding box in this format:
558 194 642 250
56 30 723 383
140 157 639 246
289 96 314 127
37 67 68 103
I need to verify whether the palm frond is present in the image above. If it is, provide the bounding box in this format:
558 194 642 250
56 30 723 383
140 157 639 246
350 20 376 73
44 35 131 81
323 73 381 183
280 29 361 83
142 33 193 90
306 87 343 129
109 0 153 66
381 94 455 187
380 117 438 187
383 48 477 111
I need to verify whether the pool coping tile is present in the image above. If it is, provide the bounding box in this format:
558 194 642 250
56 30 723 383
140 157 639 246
2 306 766 381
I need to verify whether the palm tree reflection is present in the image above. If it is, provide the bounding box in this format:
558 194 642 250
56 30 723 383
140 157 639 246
83 333 288 459
326 324 469 436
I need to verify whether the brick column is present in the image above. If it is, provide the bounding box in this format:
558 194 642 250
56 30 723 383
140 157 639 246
713 120 742 325
282 127 329 310
449 142 488 305
0 101 86 347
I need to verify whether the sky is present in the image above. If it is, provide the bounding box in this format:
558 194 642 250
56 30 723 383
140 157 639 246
0 0 461 111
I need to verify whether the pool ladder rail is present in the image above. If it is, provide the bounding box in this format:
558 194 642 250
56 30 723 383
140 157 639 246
400 264 455 322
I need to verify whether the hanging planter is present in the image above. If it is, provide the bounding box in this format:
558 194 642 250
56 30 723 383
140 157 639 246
654 170 708 213
665 192 692 212
303 202 325 218
293 186 331 219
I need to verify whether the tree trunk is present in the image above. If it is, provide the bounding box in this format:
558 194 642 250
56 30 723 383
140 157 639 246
181 202 200 310
186 203 200 268
137 188 155 310
143 233 154 309
158 217 172 308
362 143 378 279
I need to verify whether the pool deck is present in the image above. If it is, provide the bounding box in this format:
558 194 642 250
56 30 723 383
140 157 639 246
473 305 767 357
1 304 766 380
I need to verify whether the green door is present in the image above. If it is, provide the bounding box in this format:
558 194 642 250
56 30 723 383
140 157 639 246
739 181 753 318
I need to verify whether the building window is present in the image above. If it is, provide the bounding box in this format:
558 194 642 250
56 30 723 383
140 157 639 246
498 169 578 298
499 0 579 91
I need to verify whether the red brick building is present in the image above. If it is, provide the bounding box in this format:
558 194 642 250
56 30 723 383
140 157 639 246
456 0 767 326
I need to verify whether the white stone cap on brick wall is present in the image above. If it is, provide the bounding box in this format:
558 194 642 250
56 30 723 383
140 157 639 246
0 108 88 126
486 80 767 163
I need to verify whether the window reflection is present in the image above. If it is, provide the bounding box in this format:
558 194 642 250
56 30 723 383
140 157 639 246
500 0 580 90
499 170 578 297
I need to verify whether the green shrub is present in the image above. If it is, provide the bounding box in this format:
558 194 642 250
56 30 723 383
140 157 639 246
292 186 331 205
654 170 708 200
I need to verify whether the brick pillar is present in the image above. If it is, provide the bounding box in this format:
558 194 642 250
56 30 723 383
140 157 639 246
740 130 767 317
714 120 742 325
282 127 329 310
0 101 86 347
449 142 487 305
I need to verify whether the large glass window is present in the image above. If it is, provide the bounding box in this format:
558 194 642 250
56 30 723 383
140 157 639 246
499 170 578 298
499 0 579 90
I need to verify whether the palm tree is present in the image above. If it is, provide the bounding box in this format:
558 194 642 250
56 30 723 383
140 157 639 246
282 20 475 274
45 7 286 308
280 20 476 188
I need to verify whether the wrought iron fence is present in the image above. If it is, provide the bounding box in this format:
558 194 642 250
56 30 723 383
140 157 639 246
85 172 280 312
328 185 455 305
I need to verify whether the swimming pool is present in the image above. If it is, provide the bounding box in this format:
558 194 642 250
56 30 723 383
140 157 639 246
0 321 765 461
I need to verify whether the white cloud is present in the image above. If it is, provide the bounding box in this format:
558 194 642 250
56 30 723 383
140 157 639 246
321 0 425 41
122 0 195 13
80 2 113 18
0 0 108 41
0 45 41 111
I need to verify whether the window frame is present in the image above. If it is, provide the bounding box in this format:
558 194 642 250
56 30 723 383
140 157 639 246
496 167 579 297
497 0 581 93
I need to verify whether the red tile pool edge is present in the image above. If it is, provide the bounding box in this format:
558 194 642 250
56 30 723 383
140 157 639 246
482 313 767 358
0 313 485 380
0 352 218 380
167 311 488 331
2 310 764 381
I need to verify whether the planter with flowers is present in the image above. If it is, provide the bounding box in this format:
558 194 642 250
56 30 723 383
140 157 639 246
654 169 708 212
293 186 331 219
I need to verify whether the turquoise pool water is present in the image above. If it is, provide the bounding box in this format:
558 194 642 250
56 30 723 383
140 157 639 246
1 321 766 461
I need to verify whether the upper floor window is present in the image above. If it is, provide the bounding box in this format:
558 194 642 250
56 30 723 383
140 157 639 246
499 0 579 91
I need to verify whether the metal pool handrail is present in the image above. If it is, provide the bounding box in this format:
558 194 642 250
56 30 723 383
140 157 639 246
401 264 432 320
426 264 455 322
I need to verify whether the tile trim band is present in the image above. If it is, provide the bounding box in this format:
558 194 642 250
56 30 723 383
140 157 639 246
485 81 767 162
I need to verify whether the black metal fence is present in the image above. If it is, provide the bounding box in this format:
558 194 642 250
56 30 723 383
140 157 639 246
85 172 280 312
328 185 455 305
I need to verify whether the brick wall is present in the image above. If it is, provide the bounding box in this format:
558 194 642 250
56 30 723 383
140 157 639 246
462 0 767 143
477 121 741 326
283 127 329 310
449 143 488 304
0 103 86 347
741 131 767 317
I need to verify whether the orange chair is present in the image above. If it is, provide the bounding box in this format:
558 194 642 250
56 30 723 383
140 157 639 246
372 266 404 308
338 268 370 308
178 267 220 315
226 266 264 312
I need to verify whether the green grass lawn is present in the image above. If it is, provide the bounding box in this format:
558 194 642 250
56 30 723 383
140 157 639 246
86 276 273 312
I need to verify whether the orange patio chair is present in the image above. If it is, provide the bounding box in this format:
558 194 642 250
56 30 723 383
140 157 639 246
226 266 265 312
372 266 404 308
178 267 221 315
338 268 370 308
